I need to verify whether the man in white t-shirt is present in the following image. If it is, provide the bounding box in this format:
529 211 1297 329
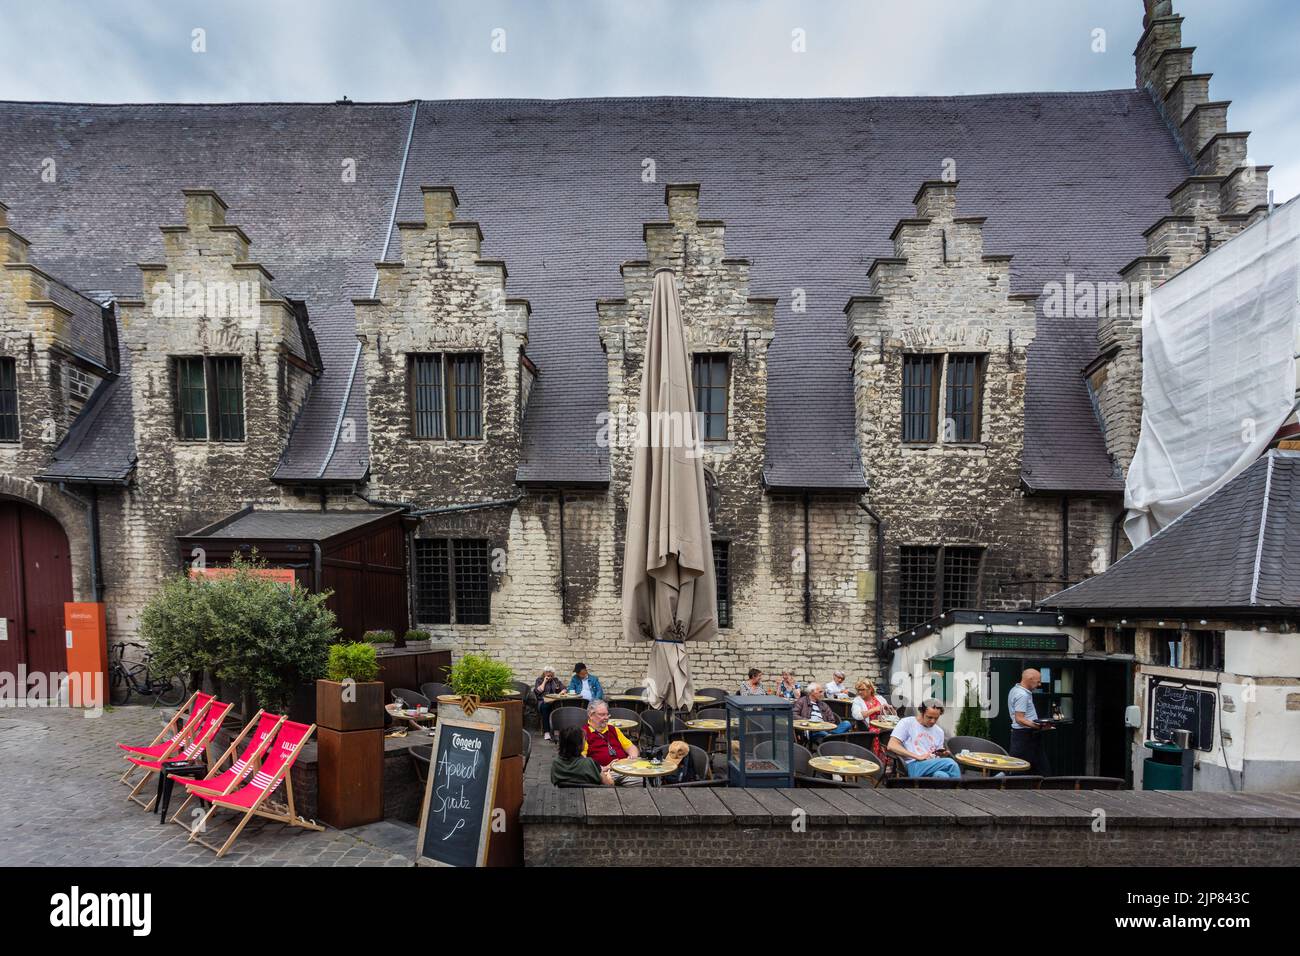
824 671 848 696
887 700 961 778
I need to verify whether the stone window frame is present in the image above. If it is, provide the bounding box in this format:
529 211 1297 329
0 356 18 442
691 352 730 442
412 536 492 625
170 354 246 443
900 350 989 447
406 351 484 441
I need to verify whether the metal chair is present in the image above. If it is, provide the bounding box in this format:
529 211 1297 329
696 708 727 721
669 729 714 754
420 682 452 701
521 730 532 771
695 688 729 701
549 707 588 738
814 740 884 787
409 744 432 784
639 710 685 748
391 688 431 709
946 735 1008 756
608 707 643 744
511 680 533 699
662 745 724 787
1038 776 1125 790
812 730 874 753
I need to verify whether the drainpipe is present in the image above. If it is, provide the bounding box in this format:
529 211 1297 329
59 483 105 603
857 500 886 647
312 542 323 594
558 491 569 624
1060 494 1070 586
1110 507 1125 567
802 491 811 624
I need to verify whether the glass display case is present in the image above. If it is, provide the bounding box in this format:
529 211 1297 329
723 694 794 788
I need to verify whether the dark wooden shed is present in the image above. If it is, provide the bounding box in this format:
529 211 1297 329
178 508 417 641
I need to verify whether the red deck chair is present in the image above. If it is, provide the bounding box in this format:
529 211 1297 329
187 719 323 858
166 710 285 826
124 699 232 810
117 692 214 786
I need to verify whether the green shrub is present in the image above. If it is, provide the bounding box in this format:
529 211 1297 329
403 629 425 644
326 642 380 683
362 630 395 645
448 654 514 702
955 679 991 740
140 552 339 712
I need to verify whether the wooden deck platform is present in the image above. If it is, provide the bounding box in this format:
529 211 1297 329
521 785 1300 866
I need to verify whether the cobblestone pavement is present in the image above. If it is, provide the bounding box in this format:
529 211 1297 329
0 705 416 867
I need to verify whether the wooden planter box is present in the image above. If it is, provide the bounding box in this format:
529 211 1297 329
316 726 383 828
438 696 524 759
315 679 385 732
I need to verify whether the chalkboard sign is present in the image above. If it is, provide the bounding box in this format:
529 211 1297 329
1148 681 1216 752
416 704 503 867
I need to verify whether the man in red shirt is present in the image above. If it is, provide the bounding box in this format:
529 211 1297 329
582 700 641 786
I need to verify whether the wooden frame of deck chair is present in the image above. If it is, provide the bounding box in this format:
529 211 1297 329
117 691 215 787
123 699 232 810
187 720 323 858
167 710 285 827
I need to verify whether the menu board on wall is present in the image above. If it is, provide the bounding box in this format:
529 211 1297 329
1148 681 1216 752
415 704 503 867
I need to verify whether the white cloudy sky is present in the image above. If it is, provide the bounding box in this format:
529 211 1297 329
1 0 1296 200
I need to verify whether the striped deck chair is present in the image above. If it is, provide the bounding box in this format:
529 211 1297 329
167 711 285 826
187 720 323 858
117 692 215 786
124 699 232 810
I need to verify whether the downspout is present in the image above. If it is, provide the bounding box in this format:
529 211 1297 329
802 491 811 624
857 500 885 647
59 483 105 603
1060 494 1070 587
558 491 569 624
1110 507 1125 567
312 542 323 593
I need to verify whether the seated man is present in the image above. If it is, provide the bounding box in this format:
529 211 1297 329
824 671 849 696
792 682 852 742
581 700 641 786
887 700 961 779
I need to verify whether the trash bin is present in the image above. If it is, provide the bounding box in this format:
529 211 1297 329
1142 739 1193 790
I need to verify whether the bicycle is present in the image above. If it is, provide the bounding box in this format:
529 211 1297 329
108 641 187 708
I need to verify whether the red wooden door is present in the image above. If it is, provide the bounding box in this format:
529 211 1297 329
0 500 73 683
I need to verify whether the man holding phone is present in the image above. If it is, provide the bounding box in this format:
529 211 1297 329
887 700 961 779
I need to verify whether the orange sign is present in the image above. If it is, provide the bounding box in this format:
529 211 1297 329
189 567 297 586
64 602 107 709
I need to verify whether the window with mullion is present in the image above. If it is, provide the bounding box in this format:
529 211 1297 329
414 537 492 625
211 357 245 441
175 357 209 441
414 539 451 624
0 358 18 442
692 353 729 441
902 355 940 443
449 354 482 440
898 546 939 631
452 539 491 624
945 354 984 443
410 354 445 439
941 546 983 610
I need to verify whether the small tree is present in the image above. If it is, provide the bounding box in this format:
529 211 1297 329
141 553 339 712
955 678 991 740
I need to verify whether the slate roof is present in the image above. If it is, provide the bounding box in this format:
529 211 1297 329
182 508 400 541
0 93 1190 490
1043 452 1300 614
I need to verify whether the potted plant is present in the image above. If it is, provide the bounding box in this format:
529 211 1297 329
444 654 523 758
316 642 385 731
363 629 396 650
403 628 429 650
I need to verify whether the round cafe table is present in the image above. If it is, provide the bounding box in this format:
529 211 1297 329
808 755 882 786
684 718 725 732
607 718 639 731
385 705 435 731
543 692 585 708
609 757 678 787
954 752 1031 776
793 719 837 745
606 694 649 713
869 718 899 732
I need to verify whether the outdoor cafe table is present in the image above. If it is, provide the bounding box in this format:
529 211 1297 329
954 751 1031 776
794 719 837 745
607 718 639 731
544 692 586 708
808 755 881 785
684 717 726 753
609 757 677 787
386 704 435 729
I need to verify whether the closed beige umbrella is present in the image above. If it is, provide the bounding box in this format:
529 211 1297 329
624 269 718 714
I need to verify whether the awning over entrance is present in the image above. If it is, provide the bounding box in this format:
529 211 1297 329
178 507 417 640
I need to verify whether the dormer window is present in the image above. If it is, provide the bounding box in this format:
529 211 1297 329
408 353 483 440
173 356 244 441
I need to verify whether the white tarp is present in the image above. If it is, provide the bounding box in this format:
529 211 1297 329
1125 197 1300 547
